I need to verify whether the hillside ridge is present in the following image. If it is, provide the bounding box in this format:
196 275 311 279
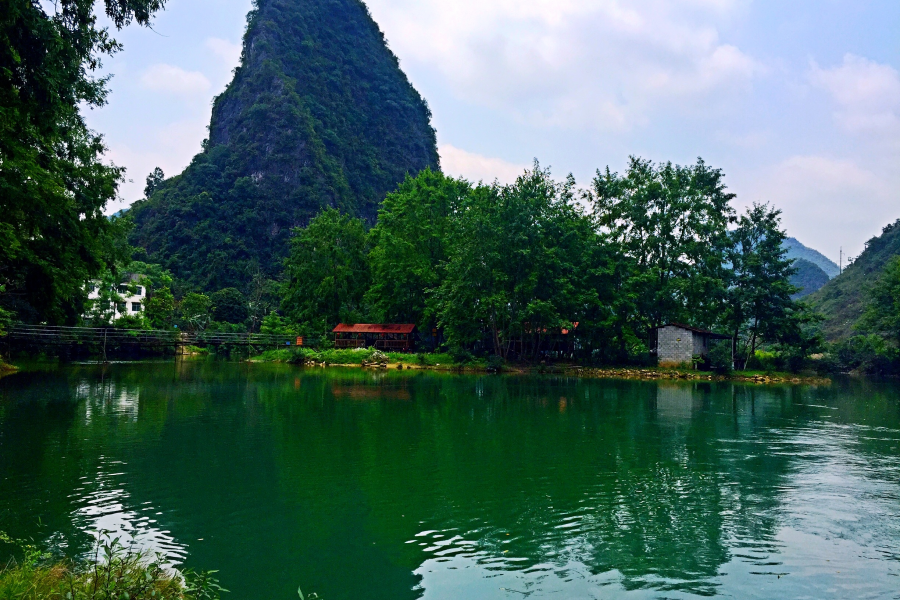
807 218 900 340
784 237 839 279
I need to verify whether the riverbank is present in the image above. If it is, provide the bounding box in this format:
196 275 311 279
251 348 830 385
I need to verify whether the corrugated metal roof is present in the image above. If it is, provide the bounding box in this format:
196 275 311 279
654 323 731 339
333 323 417 334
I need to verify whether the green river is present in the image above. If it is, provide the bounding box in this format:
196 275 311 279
1 362 899 599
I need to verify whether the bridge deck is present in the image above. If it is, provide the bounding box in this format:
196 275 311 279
6 325 297 348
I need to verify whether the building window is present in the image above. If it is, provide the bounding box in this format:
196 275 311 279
135 286 143 296
117 285 128 294
132 302 142 312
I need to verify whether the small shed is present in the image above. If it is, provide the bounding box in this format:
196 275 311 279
651 323 731 368
332 324 417 352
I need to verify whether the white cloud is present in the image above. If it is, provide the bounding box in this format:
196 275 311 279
439 145 527 185
140 64 211 96
745 155 897 258
367 0 762 131
809 54 900 136
205 37 243 69
103 118 210 212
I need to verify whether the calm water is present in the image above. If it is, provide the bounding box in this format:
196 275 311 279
1 363 900 599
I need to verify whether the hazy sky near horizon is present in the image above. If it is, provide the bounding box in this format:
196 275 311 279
88 0 899 261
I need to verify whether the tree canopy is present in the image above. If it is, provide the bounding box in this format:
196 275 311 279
278 158 814 366
282 209 370 332
1 0 164 324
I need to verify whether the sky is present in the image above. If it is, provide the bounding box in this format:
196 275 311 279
87 0 899 261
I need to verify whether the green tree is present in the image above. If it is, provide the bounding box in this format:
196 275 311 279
211 288 249 324
144 167 165 198
282 209 370 330
366 169 470 329
180 293 211 332
862 256 900 346
1 1 165 323
145 284 175 330
0 286 13 336
725 203 804 364
247 270 280 333
435 164 600 358
587 157 735 332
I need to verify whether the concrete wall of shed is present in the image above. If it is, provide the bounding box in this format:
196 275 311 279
656 326 697 368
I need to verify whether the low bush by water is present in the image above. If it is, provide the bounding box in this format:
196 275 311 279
0 532 225 600
254 347 464 368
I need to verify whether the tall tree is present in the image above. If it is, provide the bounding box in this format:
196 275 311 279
366 169 470 328
435 164 599 358
282 209 370 331
211 288 249 324
0 0 164 323
588 157 735 332
725 203 802 363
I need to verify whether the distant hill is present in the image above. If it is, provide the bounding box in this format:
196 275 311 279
784 237 840 279
807 219 900 340
128 0 439 291
790 258 830 299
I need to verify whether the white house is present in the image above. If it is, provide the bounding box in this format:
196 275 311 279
86 273 146 321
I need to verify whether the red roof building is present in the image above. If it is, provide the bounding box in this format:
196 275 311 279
332 324 417 351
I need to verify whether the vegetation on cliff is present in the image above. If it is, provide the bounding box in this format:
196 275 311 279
808 219 900 340
790 258 830 299
128 0 439 291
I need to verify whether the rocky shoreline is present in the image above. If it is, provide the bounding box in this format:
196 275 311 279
286 353 830 385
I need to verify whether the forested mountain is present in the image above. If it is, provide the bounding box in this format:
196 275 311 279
128 0 439 291
808 219 900 340
790 259 829 299
783 237 839 279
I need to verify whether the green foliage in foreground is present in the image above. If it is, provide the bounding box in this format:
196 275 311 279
0 531 225 600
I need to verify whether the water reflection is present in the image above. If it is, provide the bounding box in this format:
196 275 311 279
1 365 899 599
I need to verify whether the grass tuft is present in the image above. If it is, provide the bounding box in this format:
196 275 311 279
0 531 225 600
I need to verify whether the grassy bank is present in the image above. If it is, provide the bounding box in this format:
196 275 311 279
253 347 475 368
0 532 225 600
251 349 830 384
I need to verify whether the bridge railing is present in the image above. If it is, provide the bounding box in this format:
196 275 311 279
6 325 297 347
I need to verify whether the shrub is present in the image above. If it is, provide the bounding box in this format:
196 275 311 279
0 531 226 600
707 340 733 374
822 335 900 375
210 288 249 324
486 354 503 372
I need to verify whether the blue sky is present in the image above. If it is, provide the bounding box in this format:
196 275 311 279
88 0 899 261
